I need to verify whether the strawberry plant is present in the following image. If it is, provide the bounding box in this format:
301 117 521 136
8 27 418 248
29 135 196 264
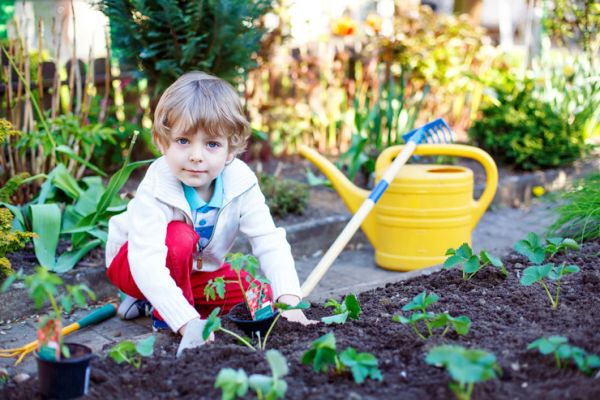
107 335 156 369
301 332 383 384
1 267 95 360
444 243 507 280
519 263 579 309
215 349 289 400
528 336 600 375
321 293 362 324
392 291 471 340
514 232 580 264
426 345 501 400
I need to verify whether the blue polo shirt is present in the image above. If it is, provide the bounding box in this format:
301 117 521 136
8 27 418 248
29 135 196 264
182 174 224 251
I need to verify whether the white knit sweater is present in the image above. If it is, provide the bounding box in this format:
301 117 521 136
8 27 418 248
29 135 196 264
105 157 302 332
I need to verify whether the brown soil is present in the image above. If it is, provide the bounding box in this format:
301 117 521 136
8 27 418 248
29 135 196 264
3 239 599 399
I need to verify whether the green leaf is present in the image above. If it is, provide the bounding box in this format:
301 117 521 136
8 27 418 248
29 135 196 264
560 238 580 251
321 312 349 325
520 264 553 286
455 243 473 259
344 294 362 320
108 341 136 364
265 349 288 379
444 254 465 269
548 264 580 280
514 235 546 264
527 336 568 355
480 251 503 267
274 301 310 311
203 308 222 340
53 239 102 273
135 335 156 357
0 271 21 293
61 295 73 313
449 315 472 336
56 145 107 177
248 374 273 397
215 368 249 400
463 256 481 274
51 166 83 201
31 204 61 270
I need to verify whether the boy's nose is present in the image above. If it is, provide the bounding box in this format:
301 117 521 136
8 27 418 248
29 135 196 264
189 145 204 162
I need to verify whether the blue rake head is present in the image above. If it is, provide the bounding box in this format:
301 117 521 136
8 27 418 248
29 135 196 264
401 118 454 144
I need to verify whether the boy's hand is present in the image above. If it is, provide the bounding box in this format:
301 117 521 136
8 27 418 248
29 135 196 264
176 318 214 358
277 294 318 326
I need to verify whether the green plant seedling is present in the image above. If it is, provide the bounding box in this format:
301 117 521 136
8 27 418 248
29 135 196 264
301 332 382 384
214 368 248 400
338 347 383 384
321 293 362 324
444 243 507 280
215 350 288 400
301 332 342 374
248 349 289 400
392 291 471 340
528 336 600 375
520 263 580 309
514 232 580 264
0 267 95 360
107 335 156 369
426 345 501 400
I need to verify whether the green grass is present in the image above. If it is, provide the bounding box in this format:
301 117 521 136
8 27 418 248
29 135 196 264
548 174 600 242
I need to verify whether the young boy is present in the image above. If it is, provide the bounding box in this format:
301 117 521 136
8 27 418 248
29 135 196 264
105 71 313 356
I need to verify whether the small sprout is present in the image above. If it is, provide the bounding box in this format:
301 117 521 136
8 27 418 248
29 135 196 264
528 336 600 375
215 350 289 400
520 263 579 309
301 332 342 374
514 232 580 264
215 368 249 400
444 243 507 280
248 350 289 400
426 345 501 400
339 347 383 384
392 291 471 340
321 293 362 324
301 332 382 384
108 335 155 369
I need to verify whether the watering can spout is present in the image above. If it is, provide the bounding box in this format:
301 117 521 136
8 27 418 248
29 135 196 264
298 145 377 246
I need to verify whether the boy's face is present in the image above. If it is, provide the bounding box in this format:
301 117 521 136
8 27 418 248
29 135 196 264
158 128 234 200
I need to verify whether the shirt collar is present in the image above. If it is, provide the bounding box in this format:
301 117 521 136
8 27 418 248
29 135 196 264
182 174 224 210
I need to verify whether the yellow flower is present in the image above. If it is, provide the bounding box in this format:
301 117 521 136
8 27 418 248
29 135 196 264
331 16 357 36
365 14 382 34
563 65 574 78
532 186 545 197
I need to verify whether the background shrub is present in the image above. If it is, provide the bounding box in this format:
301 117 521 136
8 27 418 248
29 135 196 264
468 76 594 171
258 174 308 218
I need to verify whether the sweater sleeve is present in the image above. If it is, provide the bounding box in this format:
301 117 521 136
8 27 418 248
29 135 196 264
127 185 199 332
238 183 303 300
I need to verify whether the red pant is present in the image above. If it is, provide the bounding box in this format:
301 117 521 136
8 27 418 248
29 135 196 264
106 221 272 319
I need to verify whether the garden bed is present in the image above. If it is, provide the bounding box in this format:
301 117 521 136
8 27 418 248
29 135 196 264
3 238 599 399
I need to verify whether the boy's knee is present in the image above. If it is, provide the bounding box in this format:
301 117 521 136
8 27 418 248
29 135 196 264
165 221 198 258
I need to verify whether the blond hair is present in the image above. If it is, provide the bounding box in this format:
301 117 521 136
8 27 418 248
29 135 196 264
152 71 249 155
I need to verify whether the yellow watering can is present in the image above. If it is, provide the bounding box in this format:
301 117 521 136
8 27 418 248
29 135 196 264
299 143 498 272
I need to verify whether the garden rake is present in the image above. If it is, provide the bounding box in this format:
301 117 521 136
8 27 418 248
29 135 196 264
0 303 117 365
301 118 454 297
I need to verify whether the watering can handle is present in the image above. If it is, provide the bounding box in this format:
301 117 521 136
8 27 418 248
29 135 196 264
377 144 498 230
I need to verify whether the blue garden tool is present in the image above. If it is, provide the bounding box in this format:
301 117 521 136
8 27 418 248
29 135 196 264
299 118 454 296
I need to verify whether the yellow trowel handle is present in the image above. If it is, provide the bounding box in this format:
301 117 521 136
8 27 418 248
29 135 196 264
377 144 498 229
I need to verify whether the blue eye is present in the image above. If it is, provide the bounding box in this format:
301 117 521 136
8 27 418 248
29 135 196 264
176 138 189 145
207 142 221 148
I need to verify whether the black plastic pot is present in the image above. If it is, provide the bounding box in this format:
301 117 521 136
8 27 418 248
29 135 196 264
227 302 279 338
35 342 94 399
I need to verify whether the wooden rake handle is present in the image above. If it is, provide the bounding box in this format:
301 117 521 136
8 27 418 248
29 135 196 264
301 141 418 297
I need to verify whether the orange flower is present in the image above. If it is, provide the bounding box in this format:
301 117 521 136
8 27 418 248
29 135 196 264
365 13 382 33
332 16 357 36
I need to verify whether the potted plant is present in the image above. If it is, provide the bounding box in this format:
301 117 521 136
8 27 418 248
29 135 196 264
1 267 96 399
